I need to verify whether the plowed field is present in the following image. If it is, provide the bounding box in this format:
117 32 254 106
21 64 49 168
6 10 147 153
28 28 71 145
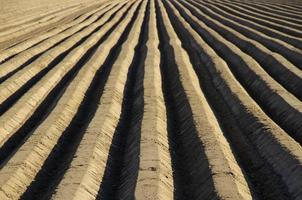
0 0 302 199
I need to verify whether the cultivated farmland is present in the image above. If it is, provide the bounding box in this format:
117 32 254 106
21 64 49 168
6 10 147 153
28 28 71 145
0 0 302 199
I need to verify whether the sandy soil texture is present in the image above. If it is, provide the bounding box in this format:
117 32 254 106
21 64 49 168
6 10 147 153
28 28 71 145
0 0 301 199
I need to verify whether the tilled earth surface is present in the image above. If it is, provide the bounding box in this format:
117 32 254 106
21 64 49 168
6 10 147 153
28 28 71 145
0 0 302 199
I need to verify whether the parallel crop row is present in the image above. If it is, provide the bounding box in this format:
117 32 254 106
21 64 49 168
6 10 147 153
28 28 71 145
0 0 301 199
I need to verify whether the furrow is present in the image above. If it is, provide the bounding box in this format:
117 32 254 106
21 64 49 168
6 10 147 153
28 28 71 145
157 2 217 197
0 2 125 113
177 0 302 143
213 0 302 23
0 1 131 163
0 1 118 79
0 1 301 199
0 4 97 47
0 5 87 50
250 4 302 20
96 1 148 199
50 1 146 199
207 0 302 30
177 0 302 100
0 1 138 200
21 3 139 199
0 1 112 64
0 4 82 33
0 0 101 30
134 0 173 199
185 0 302 71
156 0 252 199
201 0 302 38
267 3 302 13
192 0 302 50
0 3 95 38
163 1 292 199
166 1 302 199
